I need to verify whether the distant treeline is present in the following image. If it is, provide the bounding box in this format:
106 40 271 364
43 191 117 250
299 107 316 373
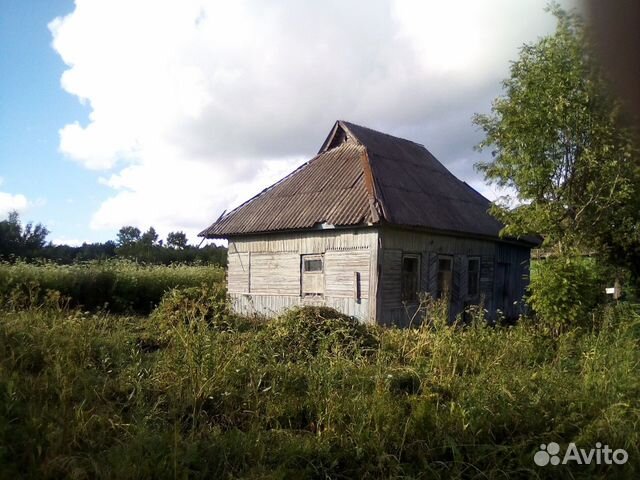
0 211 226 265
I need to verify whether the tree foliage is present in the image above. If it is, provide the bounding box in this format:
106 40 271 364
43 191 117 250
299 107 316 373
474 5 640 277
0 211 50 257
116 226 142 247
140 227 159 247
166 231 188 249
0 212 226 266
529 256 605 332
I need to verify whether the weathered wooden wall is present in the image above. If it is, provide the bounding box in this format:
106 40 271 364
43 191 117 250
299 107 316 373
378 228 531 325
495 243 531 320
226 228 379 322
225 227 532 326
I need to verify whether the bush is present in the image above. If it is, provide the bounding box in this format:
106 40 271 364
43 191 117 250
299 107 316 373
528 255 606 332
264 306 379 361
152 284 238 331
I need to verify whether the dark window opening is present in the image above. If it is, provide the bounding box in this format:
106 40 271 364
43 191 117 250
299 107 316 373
303 258 323 273
468 257 480 297
437 256 453 299
401 255 420 302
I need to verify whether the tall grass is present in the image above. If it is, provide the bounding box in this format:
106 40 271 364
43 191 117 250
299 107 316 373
1 293 638 478
0 260 224 313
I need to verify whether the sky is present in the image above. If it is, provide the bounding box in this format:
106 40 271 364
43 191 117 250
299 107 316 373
0 0 578 246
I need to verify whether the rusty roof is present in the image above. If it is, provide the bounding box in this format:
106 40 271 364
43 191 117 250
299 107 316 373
199 120 540 246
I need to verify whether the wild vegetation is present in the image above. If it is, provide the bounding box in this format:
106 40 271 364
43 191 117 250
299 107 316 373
0 279 638 479
0 260 224 314
474 6 640 293
1 5 639 479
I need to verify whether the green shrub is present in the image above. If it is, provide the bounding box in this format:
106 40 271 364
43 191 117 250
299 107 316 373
264 306 379 361
528 255 606 332
153 284 228 323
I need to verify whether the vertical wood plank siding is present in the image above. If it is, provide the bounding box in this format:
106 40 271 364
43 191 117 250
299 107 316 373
226 226 531 326
226 229 378 322
381 249 402 306
378 228 531 325
495 243 531 321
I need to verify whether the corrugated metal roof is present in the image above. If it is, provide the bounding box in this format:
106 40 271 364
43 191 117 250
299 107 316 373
199 142 374 237
200 120 540 246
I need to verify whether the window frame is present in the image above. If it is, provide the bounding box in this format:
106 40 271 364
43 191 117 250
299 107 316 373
467 256 480 298
401 253 421 303
436 255 453 299
301 254 324 298
302 254 324 274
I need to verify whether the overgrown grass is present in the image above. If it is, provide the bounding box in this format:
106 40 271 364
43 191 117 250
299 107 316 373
0 260 224 313
1 291 638 478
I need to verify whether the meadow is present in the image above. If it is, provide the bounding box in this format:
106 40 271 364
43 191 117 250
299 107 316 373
0 260 225 314
0 262 639 479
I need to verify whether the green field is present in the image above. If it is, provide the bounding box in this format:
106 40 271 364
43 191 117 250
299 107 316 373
1 263 639 479
0 260 225 314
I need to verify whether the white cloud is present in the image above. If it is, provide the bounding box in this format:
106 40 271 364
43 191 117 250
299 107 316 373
51 236 86 247
50 0 577 236
0 189 29 218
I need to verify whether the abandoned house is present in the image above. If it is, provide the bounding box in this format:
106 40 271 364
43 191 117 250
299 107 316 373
199 121 540 325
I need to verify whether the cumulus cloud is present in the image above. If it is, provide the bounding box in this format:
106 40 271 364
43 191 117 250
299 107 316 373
0 191 29 218
0 178 30 218
51 237 86 247
49 0 577 238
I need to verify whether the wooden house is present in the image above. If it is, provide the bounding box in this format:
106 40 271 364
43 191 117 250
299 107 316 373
199 121 540 325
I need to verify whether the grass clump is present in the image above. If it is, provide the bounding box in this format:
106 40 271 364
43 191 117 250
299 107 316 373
264 306 379 361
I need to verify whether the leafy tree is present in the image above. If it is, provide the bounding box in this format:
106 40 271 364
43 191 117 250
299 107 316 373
166 231 188 249
116 226 141 247
529 256 605 332
473 5 640 278
140 227 159 247
22 221 50 251
0 211 23 255
0 211 49 257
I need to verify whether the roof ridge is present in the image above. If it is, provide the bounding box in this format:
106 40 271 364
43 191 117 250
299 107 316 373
199 120 539 246
338 120 427 149
357 147 385 223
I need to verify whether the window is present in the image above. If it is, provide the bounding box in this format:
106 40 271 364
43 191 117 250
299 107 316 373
303 257 323 272
468 257 480 297
437 256 453 299
401 255 420 302
301 254 324 296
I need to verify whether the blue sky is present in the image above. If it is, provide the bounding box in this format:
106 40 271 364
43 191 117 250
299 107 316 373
0 0 576 246
0 0 115 244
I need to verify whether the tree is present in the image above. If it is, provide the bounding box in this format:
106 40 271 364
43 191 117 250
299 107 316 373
22 221 50 251
0 211 23 255
166 231 188 249
0 211 49 257
473 5 640 278
140 227 159 247
116 226 141 247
